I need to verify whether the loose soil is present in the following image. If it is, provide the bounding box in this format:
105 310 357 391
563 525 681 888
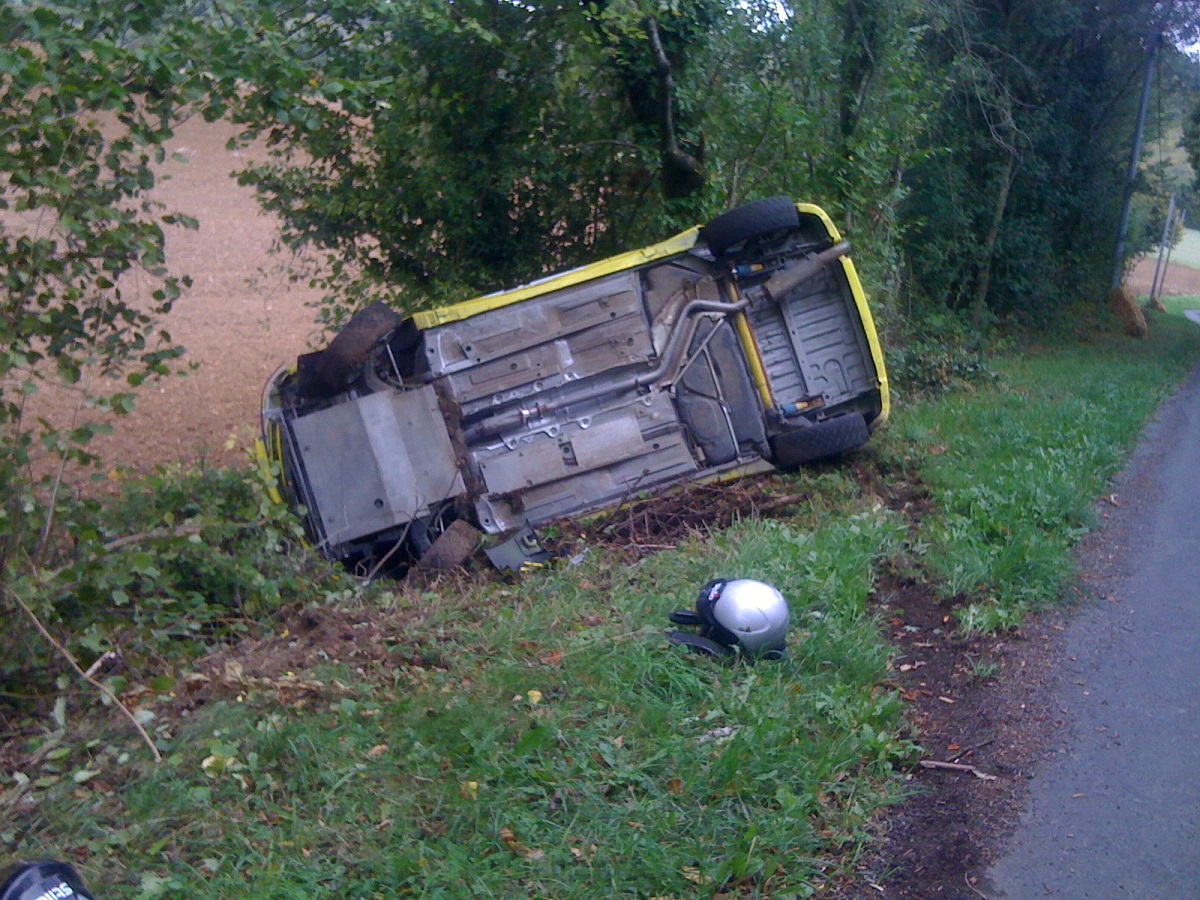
834 577 1073 898
1126 253 1200 296
8 119 1197 896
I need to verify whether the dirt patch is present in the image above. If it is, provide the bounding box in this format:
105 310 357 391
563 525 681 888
825 476 1146 898
1126 255 1200 298
770 463 1069 898
21 117 322 479
166 605 434 714
833 579 1072 898
539 473 819 565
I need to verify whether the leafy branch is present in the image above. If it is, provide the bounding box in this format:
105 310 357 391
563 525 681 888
6 586 162 762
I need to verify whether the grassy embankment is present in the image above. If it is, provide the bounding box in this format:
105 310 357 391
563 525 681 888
7 310 1200 899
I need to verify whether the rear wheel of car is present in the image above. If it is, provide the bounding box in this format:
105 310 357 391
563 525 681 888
770 414 869 470
313 301 404 392
701 196 801 258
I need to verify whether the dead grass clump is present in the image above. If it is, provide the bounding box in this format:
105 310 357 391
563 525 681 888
1108 287 1148 338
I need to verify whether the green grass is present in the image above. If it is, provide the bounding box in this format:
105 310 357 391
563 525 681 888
882 310 1200 631
9 312 1200 898
1158 293 1200 316
11 503 915 898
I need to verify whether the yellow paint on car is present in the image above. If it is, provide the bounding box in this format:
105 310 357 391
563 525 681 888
838 256 890 424
797 202 890 426
412 228 702 329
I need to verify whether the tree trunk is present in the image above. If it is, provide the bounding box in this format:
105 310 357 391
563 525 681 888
644 16 705 199
972 150 1017 325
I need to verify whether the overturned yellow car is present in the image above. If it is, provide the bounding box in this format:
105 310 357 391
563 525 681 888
261 197 889 571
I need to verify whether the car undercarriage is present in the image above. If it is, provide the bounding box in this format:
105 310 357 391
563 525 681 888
261 197 889 573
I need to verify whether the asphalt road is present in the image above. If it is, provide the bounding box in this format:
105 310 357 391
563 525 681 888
983 363 1200 898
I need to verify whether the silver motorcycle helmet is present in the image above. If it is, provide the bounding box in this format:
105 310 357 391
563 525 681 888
668 578 790 659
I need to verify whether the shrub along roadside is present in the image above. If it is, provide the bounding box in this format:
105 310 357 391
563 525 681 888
2 464 346 690
5 313 1200 897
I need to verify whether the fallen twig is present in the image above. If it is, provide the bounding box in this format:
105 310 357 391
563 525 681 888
964 871 991 898
751 492 812 514
918 759 998 781
83 650 118 679
948 737 995 763
101 522 206 554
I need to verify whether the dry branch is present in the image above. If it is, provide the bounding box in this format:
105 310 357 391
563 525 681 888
6 588 162 762
918 759 998 781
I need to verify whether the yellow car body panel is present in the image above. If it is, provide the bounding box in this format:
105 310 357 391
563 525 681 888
411 229 702 330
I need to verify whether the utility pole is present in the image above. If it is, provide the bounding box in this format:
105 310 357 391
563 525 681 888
1111 32 1162 294
1150 194 1177 304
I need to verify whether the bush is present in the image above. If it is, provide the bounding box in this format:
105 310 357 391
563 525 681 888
3 463 351 687
886 312 999 399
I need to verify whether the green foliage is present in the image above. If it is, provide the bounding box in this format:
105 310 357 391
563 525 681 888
0 1 262 651
222 0 1199 331
17 500 913 897
886 311 999 399
698 0 937 303
220 0 935 324
1 2 177 564
226 0 712 316
1183 95 1200 195
11 321 1200 892
901 2 1200 322
3 463 349 685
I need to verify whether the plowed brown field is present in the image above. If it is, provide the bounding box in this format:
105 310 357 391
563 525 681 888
23 117 320 480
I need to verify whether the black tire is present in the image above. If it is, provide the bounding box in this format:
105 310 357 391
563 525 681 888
770 414 869 470
314 301 404 392
700 196 801 258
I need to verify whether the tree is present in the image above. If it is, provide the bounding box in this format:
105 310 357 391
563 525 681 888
224 0 934 321
902 0 1200 322
1185 103 1200 192
699 0 934 294
2 1 203 570
0 0 290 694
223 0 728 317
